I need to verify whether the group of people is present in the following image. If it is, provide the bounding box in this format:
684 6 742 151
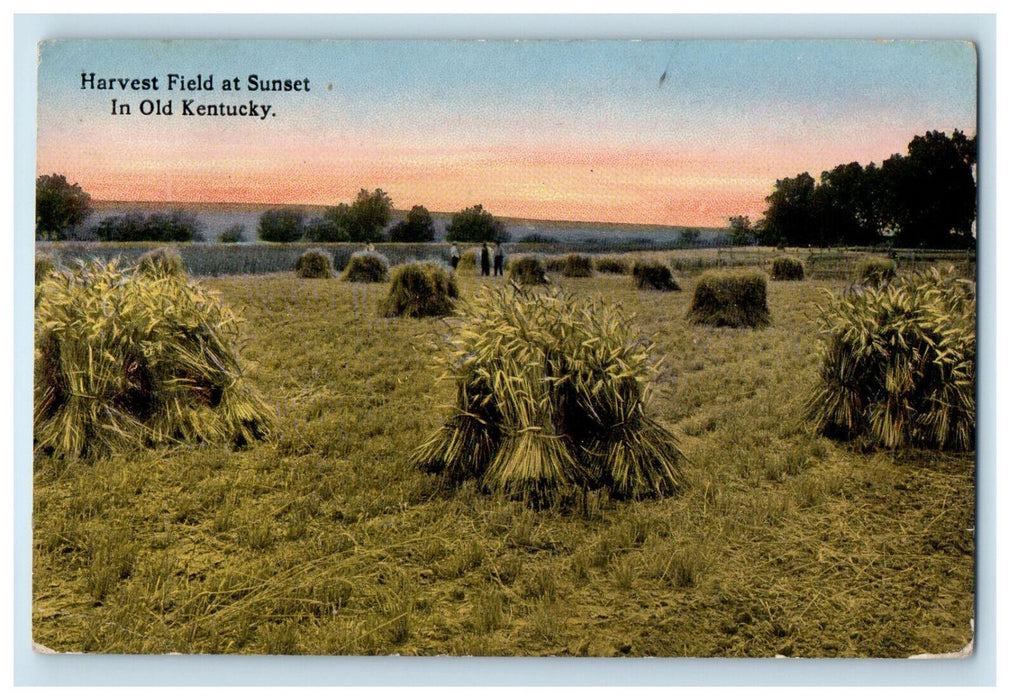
448 242 505 277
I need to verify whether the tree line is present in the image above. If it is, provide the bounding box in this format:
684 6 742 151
729 129 977 249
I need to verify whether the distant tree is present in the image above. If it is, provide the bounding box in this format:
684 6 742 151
345 188 393 242
389 205 436 242
258 208 305 243
758 172 816 247
727 216 756 247
36 174 92 240
304 216 348 243
93 211 200 242
217 224 244 244
813 162 885 246
679 227 701 247
446 204 508 243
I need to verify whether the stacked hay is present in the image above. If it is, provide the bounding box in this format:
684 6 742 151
343 251 390 283
412 285 687 504
295 248 333 279
594 257 630 275
34 260 276 460
770 256 805 281
805 267 974 450
456 249 478 276
632 261 679 291
379 261 459 318
855 257 896 285
688 270 770 328
35 253 57 286
135 246 187 279
508 256 549 285
559 254 594 278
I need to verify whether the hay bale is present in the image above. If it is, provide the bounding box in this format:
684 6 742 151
412 285 687 504
559 254 593 278
770 256 804 281
855 257 896 285
632 261 679 291
34 260 275 460
343 251 390 283
456 249 478 276
295 248 333 279
688 269 770 328
508 256 548 285
135 246 187 279
379 261 459 318
805 267 974 450
594 257 630 275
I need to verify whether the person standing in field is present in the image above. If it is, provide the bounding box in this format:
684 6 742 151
481 242 491 277
493 242 505 276
449 243 460 271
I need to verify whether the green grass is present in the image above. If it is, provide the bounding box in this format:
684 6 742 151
32 270 974 657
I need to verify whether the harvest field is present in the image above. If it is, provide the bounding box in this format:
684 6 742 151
32 253 975 657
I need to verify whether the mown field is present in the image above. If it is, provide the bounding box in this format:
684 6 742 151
32 262 975 657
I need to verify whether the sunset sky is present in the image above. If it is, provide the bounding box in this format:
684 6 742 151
36 39 977 227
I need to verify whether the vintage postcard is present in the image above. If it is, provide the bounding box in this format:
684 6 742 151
31 38 977 660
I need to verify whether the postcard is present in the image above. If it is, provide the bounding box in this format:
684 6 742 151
31 37 977 661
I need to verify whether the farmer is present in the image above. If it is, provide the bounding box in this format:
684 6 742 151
493 242 505 276
449 243 461 271
480 242 491 277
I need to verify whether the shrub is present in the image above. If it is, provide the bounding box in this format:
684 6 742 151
342 251 390 283
446 204 507 243
304 217 347 243
632 261 679 291
258 208 305 243
412 285 687 504
594 257 630 275
295 248 334 279
508 256 548 285
770 256 805 281
456 249 478 276
688 270 770 328
135 246 187 279
35 253 57 285
34 260 275 459
805 268 974 450
559 254 593 278
217 224 244 244
855 257 896 285
93 211 201 243
379 262 459 318
518 233 556 244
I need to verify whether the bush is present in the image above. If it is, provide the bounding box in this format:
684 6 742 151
34 260 275 460
135 246 187 280
217 224 244 244
632 261 679 291
508 256 548 285
412 285 686 504
688 270 770 328
93 211 201 243
342 251 390 283
446 204 508 243
304 217 347 243
594 257 630 275
770 256 805 281
379 262 458 318
855 257 896 285
35 253 57 285
559 254 593 278
456 249 477 276
295 248 333 279
805 268 974 450
258 208 305 243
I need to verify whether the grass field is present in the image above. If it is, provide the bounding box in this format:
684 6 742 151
32 265 975 657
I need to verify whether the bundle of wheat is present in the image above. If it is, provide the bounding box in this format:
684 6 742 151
770 256 804 281
558 254 594 278
295 248 334 278
688 269 769 328
412 285 686 505
34 260 275 460
456 249 478 276
343 251 390 283
379 261 459 318
594 257 630 275
855 257 896 285
632 261 679 291
135 246 187 279
35 253 57 285
508 256 549 285
805 267 974 450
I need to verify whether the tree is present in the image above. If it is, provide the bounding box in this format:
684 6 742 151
727 216 755 247
813 162 884 246
257 208 305 242
92 211 201 242
345 188 393 242
389 205 436 242
446 204 508 243
36 174 92 240
679 227 701 247
304 216 348 243
758 172 816 247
